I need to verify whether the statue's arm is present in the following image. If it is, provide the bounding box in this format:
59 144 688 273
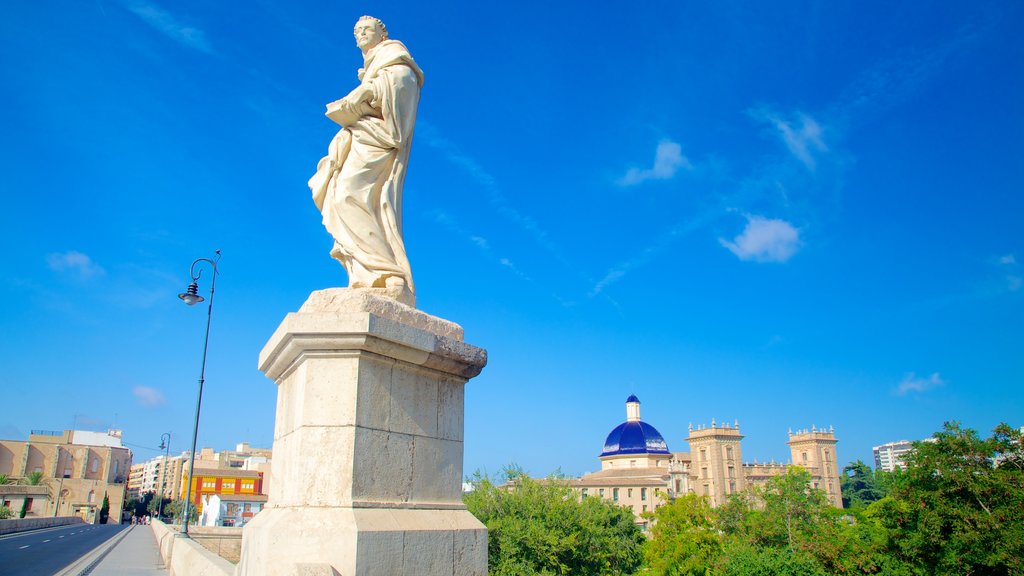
326 82 380 127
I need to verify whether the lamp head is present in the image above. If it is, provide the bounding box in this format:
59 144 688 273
178 282 204 305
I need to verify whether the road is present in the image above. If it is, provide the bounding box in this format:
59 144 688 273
0 523 128 576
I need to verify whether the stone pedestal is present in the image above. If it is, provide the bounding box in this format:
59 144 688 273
236 289 488 576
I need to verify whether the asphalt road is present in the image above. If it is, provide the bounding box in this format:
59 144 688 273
0 523 128 576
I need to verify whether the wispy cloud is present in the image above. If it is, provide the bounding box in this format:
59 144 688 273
120 0 215 55
618 140 692 186
47 251 106 279
418 122 595 299
896 372 945 396
132 385 167 407
590 213 712 296
995 253 1021 292
750 109 828 171
720 215 802 263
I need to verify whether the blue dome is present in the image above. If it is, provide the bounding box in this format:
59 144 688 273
600 421 670 457
626 394 640 403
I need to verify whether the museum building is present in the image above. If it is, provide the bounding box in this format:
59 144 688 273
570 395 843 529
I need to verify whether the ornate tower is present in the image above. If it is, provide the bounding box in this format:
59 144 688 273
685 420 744 507
787 426 842 507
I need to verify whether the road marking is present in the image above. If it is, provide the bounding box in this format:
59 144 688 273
43 539 51 542
19 545 30 549
59 535 65 538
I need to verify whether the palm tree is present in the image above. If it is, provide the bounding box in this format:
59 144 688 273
22 471 45 485
0 474 14 485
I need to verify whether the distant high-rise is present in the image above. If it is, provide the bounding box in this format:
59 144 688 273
873 440 915 472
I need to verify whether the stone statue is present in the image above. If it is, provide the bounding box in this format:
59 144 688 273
308 15 423 293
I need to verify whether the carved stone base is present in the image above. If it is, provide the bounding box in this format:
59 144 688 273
236 289 487 576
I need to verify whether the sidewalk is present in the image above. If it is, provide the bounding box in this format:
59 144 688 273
88 524 168 575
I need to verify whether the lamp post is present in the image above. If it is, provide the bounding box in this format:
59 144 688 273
158 433 171 519
178 250 220 536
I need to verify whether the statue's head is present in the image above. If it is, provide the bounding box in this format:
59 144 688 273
354 15 388 52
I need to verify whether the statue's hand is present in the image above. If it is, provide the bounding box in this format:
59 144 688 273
326 99 360 127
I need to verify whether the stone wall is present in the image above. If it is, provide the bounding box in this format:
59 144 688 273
152 520 234 576
0 515 83 535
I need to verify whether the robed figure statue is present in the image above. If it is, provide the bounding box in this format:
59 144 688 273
309 15 423 293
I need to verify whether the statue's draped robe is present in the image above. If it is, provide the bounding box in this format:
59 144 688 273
309 40 423 291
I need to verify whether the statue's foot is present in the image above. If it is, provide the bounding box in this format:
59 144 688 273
384 276 406 289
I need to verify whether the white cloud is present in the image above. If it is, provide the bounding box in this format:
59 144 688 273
47 251 105 279
132 385 167 407
896 372 945 396
998 254 1016 265
719 215 801 263
618 140 692 186
121 0 215 55
751 110 828 170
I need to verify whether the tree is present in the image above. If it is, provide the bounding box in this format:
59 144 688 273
18 471 47 518
841 460 886 509
0 505 11 520
148 494 171 518
163 499 198 523
642 493 722 576
99 493 110 524
869 422 1024 575
0 474 13 485
464 469 645 575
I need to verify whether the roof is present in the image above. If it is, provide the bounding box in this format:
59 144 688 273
600 421 670 457
191 468 262 479
626 394 640 403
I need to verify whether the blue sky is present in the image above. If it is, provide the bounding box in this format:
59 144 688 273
2 1 1021 478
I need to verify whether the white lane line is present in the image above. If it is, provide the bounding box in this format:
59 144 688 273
43 539 51 542
19 545 30 549
59 535 65 538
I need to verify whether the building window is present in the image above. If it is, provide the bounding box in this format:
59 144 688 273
630 460 636 468
802 452 808 463
627 488 633 498
700 449 707 462
642 505 647 513
641 488 647 501
726 446 734 461
222 481 235 490
581 488 588 498
728 466 735 479
88 491 95 503
25 497 33 511
702 467 708 479
613 488 619 502
599 489 605 498
90 458 99 473
702 484 709 495
729 481 736 494
675 479 681 493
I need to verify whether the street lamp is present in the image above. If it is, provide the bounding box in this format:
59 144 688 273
158 433 171 519
178 250 220 536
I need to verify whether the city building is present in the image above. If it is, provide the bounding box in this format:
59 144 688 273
0 429 132 523
198 493 268 527
570 396 844 526
181 467 264 513
873 440 916 472
127 454 185 502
